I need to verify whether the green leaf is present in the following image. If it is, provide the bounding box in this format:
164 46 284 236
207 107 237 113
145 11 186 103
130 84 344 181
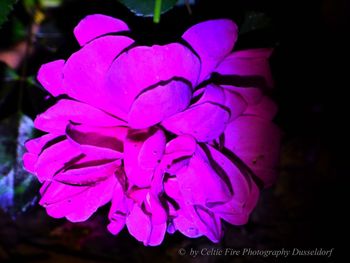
240 11 272 35
0 114 38 216
119 0 178 17
0 0 17 29
39 0 63 9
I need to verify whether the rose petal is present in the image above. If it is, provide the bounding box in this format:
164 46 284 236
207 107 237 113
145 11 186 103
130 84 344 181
23 153 38 174
35 139 82 182
34 99 125 134
105 43 200 114
138 129 166 170
128 80 192 129
126 205 151 245
192 84 225 106
108 183 128 235
54 160 120 185
66 122 126 159
63 35 134 118
148 222 167 246
215 48 273 88
25 133 60 154
182 19 238 82
194 205 222 242
74 14 129 46
175 147 232 206
162 102 230 142
37 60 65 96
221 85 263 105
224 116 281 187
223 89 247 122
124 128 165 187
40 175 117 222
244 96 278 120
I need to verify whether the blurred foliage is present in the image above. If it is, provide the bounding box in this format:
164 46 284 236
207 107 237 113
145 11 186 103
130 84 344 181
0 114 38 217
0 0 17 29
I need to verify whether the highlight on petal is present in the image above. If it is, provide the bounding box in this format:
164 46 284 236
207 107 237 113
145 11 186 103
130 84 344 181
128 80 192 129
37 59 65 97
105 43 200 113
74 14 129 46
182 19 238 82
162 102 230 142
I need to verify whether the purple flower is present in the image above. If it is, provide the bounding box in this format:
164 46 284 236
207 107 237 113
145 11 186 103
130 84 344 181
23 14 281 245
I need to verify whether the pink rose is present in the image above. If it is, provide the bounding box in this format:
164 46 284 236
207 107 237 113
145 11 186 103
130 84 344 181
23 14 280 246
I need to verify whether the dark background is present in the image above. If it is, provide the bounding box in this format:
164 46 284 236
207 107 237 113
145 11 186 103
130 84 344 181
0 0 346 262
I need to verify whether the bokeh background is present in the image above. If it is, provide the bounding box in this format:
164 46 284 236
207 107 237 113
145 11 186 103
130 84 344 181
0 0 346 262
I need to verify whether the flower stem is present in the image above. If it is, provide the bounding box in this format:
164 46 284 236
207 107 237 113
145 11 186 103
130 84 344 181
153 0 162 24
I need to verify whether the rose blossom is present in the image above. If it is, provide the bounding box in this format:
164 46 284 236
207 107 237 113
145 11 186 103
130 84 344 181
23 14 280 245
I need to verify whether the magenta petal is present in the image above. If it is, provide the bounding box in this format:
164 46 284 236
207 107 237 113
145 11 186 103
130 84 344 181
182 19 238 82
221 85 263 105
63 36 134 118
215 48 274 88
108 183 129 235
138 129 166 170
224 116 281 187
244 96 278 120
34 99 125 134
165 135 197 155
173 212 202 238
223 90 247 122
164 180 202 238
126 205 151 244
162 102 230 142
66 123 126 159
194 206 222 242
37 59 65 97
129 80 192 129
175 147 232 206
105 43 200 113
25 133 59 154
107 219 125 235
74 14 129 46
40 175 117 222
23 153 38 174
54 160 120 185
124 128 165 187
35 139 82 182
148 222 167 246
207 145 253 205
192 84 225 106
